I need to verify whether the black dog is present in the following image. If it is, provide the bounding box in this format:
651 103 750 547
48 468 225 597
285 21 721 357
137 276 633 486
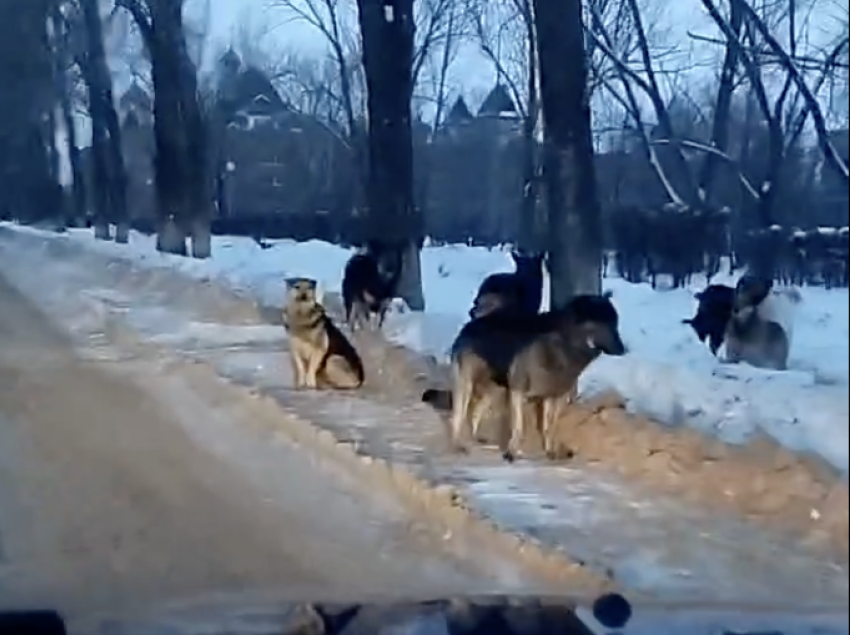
683 283 735 356
468 251 544 319
341 247 401 331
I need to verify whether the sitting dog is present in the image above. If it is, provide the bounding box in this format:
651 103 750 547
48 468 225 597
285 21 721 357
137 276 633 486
733 274 773 312
469 251 544 319
684 277 799 360
441 293 626 462
724 276 794 371
724 306 790 371
341 246 402 331
282 277 365 389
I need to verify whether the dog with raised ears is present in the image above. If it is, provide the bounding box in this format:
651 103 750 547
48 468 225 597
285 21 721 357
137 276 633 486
724 308 790 370
341 246 402 331
282 276 365 389
468 251 545 319
723 275 797 371
445 292 626 462
503 294 627 461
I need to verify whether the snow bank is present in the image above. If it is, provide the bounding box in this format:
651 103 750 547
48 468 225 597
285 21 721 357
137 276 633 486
4 223 848 473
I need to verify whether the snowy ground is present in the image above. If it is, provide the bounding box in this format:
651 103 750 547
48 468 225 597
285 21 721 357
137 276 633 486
2 223 848 630
4 223 848 475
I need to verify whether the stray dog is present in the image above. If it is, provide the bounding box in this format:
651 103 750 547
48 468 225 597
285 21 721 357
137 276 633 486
683 283 735 356
724 306 790 370
733 274 773 312
684 277 800 358
282 277 365 389
341 247 402 331
723 275 794 371
445 294 626 462
469 251 544 319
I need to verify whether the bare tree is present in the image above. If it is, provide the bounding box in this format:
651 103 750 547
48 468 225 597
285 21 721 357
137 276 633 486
115 0 213 257
534 0 604 303
355 0 424 310
0 0 56 224
49 1 87 225
272 0 362 145
67 0 130 242
691 0 848 246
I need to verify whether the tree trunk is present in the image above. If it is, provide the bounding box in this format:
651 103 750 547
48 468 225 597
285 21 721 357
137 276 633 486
533 0 603 307
60 79 86 224
51 3 87 226
397 240 425 311
356 0 425 310
80 0 128 240
122 0 211 256
93 219 112 240
517 2 542 253
156 216 187 255
698 0 743 202
0 1 56 224
189 216 211 258
114 220 130 243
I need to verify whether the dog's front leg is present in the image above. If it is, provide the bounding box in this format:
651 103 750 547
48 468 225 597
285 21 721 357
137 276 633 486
449 363 474 453
469 387 500 443
541 396 561 459
303 353 324 389
504 389 526 463
290 352 307 389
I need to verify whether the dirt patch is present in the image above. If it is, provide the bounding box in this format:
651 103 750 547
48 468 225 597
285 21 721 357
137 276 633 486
336 317 849 563
0 231 618 599
9 230 848 569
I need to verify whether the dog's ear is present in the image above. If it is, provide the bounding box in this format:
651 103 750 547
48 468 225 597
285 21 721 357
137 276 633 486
602 289 614 299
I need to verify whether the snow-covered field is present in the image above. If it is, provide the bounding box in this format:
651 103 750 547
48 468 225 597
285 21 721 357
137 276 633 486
5 222 848 475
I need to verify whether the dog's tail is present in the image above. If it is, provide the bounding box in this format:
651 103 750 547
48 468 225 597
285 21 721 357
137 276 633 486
421 388 452 412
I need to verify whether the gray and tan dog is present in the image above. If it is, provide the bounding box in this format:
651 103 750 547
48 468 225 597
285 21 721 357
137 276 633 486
426 293 627 462
282 277 365 389
722 275 798 371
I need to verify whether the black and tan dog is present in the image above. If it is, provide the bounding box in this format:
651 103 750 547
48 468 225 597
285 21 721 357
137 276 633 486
341 246 402 331
282 277 365 389
468 251 545 319
426 293 626 462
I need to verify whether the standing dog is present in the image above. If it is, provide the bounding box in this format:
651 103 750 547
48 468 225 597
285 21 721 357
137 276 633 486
445 294 626 462
469 251 545 319
341 247 402 331
282 277 365 389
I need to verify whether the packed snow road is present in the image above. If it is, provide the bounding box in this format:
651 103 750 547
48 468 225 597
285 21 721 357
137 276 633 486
0 273 545 622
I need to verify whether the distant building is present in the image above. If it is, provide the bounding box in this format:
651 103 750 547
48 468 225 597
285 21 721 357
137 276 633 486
117 82 152 128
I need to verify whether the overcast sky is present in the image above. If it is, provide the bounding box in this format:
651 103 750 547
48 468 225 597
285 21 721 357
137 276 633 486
193 0 845 111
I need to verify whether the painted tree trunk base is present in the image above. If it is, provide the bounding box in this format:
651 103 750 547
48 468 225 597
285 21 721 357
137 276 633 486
114 222 129 244
397 241 425 311
156 218 187 255
190 219 212 259
93 222 111 241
